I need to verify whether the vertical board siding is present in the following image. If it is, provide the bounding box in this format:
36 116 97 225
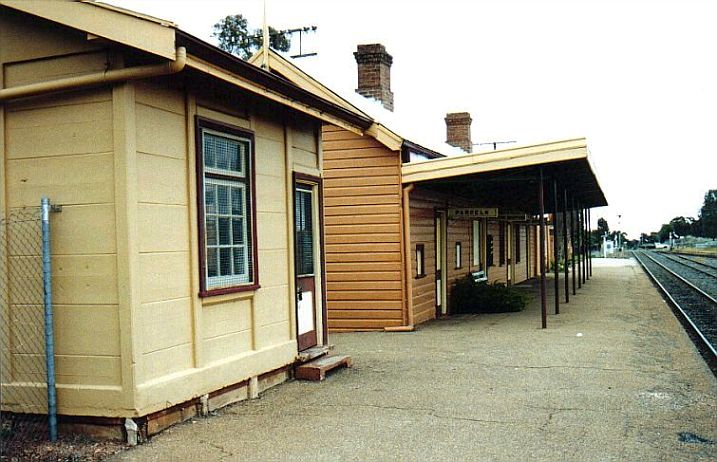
322 125 404 330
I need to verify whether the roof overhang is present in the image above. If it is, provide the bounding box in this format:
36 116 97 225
0 0 178 59
402 138 607 214
1 1 373 133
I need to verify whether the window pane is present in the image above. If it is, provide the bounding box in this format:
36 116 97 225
230 143 244 173
219 248 232 276
231 187 244 215
204 136 216 169
218 185 230 214
206 217 218 246
233 247 246 276
205 183 216 214
232 218 244 245
207 248 218 278
218 217 231 245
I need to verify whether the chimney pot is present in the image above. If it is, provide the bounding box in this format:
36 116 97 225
445 112 472 152
354 43 394 111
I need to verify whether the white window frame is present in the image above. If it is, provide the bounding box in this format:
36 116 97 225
472 220 482 268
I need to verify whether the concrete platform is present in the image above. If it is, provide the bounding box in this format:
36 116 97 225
112 259 716 461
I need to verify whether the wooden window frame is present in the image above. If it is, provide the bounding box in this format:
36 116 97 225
196 116 260 297
455 241 462 269
415 244 426 278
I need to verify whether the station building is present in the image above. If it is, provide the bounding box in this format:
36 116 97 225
254 46 606 332
0 0 371 437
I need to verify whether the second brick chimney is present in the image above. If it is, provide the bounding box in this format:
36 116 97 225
445 112 472 152
354 44 394 111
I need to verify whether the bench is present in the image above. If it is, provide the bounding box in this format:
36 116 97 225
471 270 488 283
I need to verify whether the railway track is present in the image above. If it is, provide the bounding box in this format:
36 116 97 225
670 252 717 273
632 250 717 365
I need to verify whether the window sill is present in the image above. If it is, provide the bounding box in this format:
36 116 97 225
415 274 427 280
200 283 260 305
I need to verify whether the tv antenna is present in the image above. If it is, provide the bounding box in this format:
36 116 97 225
284 26 318 58
473 140 517 151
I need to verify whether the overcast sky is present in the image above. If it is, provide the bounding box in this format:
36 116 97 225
108 0 717 239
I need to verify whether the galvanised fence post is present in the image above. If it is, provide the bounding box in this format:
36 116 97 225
41 197 57 442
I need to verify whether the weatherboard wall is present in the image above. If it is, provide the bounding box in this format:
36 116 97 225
1 9 324 418
321 125 405 331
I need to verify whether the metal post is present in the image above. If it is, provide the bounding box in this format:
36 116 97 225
571 198 576 295
580 207 588 285
41 197 57 442
577 202 582 289
553 178 559 315
562 188 569 303
588 208 593 277
538 169 547 329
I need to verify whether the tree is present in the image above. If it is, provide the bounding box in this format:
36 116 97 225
697 189 717 238
212 14 291 60
596 217 609 236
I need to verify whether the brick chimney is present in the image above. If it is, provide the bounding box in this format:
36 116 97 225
445 112 472 152
354 44 394 111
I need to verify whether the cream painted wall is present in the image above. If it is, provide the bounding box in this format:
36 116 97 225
1 9 324 417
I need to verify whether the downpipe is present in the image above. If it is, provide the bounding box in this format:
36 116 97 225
0 47 187 102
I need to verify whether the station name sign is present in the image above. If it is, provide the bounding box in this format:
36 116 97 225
447 208 498 219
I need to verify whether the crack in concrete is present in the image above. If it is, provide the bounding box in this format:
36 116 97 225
201 440 234 460
319 402 519 425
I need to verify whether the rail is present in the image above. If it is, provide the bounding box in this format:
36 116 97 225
632 250 717 361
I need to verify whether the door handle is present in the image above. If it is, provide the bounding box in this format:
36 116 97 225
296 287 303 301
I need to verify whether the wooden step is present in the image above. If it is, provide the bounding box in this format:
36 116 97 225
297 345 332 364
295 354 353 381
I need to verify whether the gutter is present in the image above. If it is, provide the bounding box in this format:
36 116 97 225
385 184 415 332
0 47 186 102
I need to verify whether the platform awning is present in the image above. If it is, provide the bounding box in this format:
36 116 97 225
401 138 607 213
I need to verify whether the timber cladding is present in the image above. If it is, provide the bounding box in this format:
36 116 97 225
322 125 404 331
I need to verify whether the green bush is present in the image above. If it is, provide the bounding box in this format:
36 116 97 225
450 275 527 314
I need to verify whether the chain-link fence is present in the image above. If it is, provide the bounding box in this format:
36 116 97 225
1 203 56 454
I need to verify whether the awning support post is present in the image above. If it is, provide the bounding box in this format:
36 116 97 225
588 208 593 277
582 207 587 283
577 201 582 289
562 188 569 303
571 198 576 295
553 178 559 315
538 169 547 329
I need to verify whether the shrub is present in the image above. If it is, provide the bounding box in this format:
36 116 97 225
450 275 528 314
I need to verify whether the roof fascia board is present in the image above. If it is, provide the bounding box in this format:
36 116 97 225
250 50 363 114
366 123 403 151
250 49 408 151
402 140 588 184
186 56 365 135
0 0 177 59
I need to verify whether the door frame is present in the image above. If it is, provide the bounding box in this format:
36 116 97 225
434 209 448 316
293 172 327 350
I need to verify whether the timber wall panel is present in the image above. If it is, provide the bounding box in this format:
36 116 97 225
134 85 193 383
409 192 438 325
322 125 403 331
4 80 121 390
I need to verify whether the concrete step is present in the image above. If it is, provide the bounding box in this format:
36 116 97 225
295 354 353 381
